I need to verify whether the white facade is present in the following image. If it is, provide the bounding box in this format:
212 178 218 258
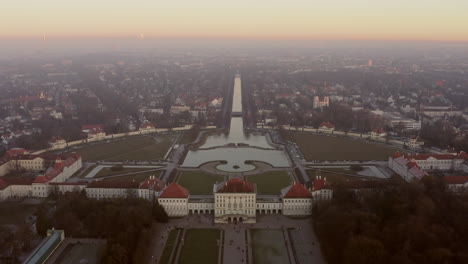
32 183 50 197
313 96 330 109
256 201 282 214
214 192 256 223
188 201 214 214
86 187 137 200
0 185 32 200
282 198 312 216
311 189 333 200
159 198 189 217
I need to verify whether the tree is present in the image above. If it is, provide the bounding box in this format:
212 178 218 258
344 236 388 264
35 206 52 237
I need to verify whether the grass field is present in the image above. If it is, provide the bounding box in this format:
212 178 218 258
94 167 154 178
246 171 292 195
102 170 162 183
251 229 290 264
160 229 181 264
74 134 177 161
179 131 197 144
179 229 221 264
290 132 396 161
178 171 225 195
55 242 105 264
0 201 39 225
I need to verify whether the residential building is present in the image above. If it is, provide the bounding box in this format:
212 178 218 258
313 96 330 109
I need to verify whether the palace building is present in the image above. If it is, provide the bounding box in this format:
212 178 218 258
154 177 332 223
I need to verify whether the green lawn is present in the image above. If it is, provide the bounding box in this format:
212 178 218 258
74 134 177 161
246 171 292 195
178 171 225 195
102 171 162 183
179 131 198 144
94 167 156 178
251 229 290 264
290 132 396 161
160 229 181 264
0 201 39 225
55 242 105 264
179 229 221 264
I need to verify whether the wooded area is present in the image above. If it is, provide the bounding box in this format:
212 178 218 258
313 177 468 264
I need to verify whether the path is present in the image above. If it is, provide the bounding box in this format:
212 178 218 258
147 214 325 264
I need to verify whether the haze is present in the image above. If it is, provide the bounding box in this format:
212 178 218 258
2 0 468 42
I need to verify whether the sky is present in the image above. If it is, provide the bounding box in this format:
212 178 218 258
2 0 468 42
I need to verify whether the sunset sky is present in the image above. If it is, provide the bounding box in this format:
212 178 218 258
2 0 468 41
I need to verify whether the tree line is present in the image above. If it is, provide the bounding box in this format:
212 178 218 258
313 177 468 264
36 192 168 263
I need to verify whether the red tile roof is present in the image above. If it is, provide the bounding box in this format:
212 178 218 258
159 183 189 198
319 122 335 129
282 182 312 198
444 176 468 185
216 178 255 193
6 148 27 157
139 177 165 191
312 178 329 191
373 128 386 134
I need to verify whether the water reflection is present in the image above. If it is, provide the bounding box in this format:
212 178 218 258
182 118 290 172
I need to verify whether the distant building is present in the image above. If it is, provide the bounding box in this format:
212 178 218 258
369 128 386 140
49 137 67 149
24 229 65 264
406 137 424 149
81 124 106 140
388 152 427 182
383 112 421 131
0 152 83 200
318 122 335 133
444 176 468 193
313 96 330 109
388 152 468 182
139 121 156 134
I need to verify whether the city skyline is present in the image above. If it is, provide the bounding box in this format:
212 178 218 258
2 0 468 42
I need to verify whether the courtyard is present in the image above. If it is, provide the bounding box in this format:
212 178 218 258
251 229 290 264
148 214 325 264
290 132 397 161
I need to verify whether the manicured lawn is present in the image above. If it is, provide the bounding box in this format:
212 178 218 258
0 201 39 225
179 229 221 264
290 132 397 161
160 229 181 264
102 171 162 183
246 171 292 195
251 229 290 264
179 131 197 144
94 167 155 178
56 242 105 264
178 171 225 195
74 134 177 161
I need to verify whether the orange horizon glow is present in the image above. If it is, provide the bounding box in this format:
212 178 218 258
2 0 468 42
